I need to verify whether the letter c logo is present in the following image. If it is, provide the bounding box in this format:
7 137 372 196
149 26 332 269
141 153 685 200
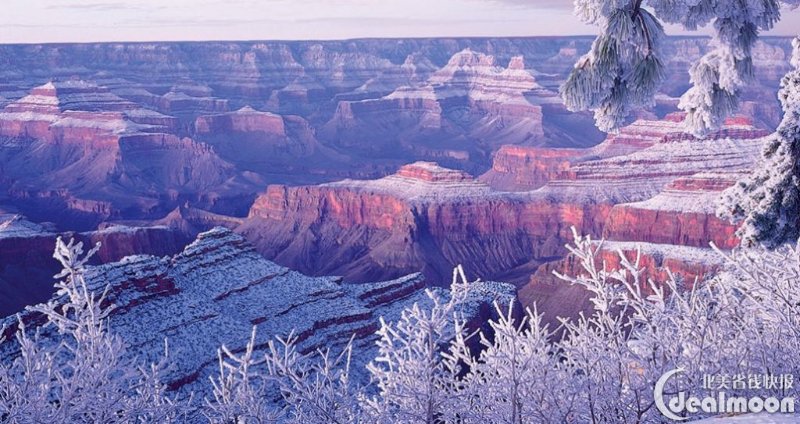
655 368 687 421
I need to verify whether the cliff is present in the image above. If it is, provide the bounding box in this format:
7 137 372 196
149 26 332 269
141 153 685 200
0 215 187 316
239 116 767 320
240 161 613 284
0 82 256 224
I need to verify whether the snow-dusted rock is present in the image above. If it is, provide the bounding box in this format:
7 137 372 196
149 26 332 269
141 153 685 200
0 227 517 395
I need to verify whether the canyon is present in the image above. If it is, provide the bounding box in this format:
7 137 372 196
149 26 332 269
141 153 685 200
0 36 793 323
240 114 767 321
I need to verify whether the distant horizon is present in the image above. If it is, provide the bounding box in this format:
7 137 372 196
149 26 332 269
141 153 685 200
3 33 800 47
3 0 799 45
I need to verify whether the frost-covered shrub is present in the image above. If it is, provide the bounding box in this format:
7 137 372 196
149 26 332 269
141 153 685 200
363 266 472 424
263 331 362 423
450 304 578 424
549 229 800 422
0 237 183 423
5 235 800 423
562 0 800 135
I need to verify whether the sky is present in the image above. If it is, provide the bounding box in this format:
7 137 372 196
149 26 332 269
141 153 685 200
1 0 799 44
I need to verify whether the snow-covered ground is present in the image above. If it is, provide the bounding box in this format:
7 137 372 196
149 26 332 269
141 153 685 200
693 414 800 423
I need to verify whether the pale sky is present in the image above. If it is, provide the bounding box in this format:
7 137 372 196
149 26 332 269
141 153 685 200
1 0 799 44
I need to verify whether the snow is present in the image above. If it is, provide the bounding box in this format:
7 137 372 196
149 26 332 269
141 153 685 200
600 240 723 266
236 105 258 113
0 109 162 135
535 176 672 204
324 167 506 202
528 133 765 205
0 214 52 239
623 188 724 213
400 161 454 174
87 224 169 235
0 227 509 397
163 91 202 101
575 137 763 181
111 87 159 97
385 85 439 101
121 108 170 119
0 81 172 135
382 48 545 107
0 111 59 122
203 105 279 118
50 115 157 135
692 414 800 423
47 80 97 90
16 94 60 106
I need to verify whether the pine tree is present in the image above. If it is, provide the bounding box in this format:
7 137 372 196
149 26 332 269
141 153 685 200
562 0 796 136
718 37 800 247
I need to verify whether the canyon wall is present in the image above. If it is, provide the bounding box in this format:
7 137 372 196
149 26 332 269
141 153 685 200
238 115 767 323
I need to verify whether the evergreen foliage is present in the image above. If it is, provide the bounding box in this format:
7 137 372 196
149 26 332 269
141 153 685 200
719 37 800 247
563 0 798 136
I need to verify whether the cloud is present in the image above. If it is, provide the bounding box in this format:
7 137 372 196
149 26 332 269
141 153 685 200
44 1 147 12
1 0 797 43
490 0 574 9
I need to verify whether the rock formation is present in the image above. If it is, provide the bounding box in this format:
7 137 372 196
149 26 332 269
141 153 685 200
0 228 517 395
239 115 768 323
0 81 255 226
323 50 552 166
0 214 187 316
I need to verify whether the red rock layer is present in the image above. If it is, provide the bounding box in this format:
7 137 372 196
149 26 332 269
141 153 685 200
0 217 187 316
519 243 724 325
602 204 740 249
395 162 473 183
241 163 616 284
480 145 583 191
195 106 286 135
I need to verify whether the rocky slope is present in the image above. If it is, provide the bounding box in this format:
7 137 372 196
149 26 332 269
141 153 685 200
238 114 767 322
193 106 355 182
0 228 517 395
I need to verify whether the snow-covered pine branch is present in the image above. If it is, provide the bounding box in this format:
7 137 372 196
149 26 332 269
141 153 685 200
718 36 800 247
562 0 666 132
563 0 797 136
